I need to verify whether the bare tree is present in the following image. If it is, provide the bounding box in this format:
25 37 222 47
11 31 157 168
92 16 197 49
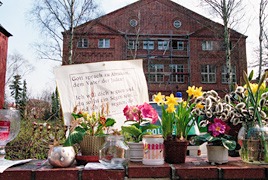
258 0 268 78
5 51 34 86
200 0 244 91
28 0 99 64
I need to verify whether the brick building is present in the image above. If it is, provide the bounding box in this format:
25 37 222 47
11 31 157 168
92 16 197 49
62 0 247 98
0 25 12 108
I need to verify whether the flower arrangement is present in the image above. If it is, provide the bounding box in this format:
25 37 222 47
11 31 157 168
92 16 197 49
121 102 159 142
153 86 203 141
63 104 116 146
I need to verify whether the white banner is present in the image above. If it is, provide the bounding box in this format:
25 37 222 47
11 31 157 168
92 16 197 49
54 59 149 130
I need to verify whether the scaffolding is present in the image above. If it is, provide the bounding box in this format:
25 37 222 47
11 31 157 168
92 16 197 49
123 32 191 96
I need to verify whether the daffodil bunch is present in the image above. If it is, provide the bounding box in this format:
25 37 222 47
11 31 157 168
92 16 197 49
63 104 116 146
153 86 203 141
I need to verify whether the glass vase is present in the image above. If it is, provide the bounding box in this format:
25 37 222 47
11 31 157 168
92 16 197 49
238 123 268 164
99 135 129 168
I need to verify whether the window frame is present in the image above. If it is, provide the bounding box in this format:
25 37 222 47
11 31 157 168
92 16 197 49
201 64 216 83
221 65 236 84
158 40 169 50
98 39 110 48
202 41 213 51
77 38 88 48
148 64 164 83
169 64 184 83
143 40 154 50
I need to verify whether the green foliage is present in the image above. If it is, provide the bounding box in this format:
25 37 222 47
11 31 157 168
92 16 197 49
5 118 67 160
193 133 236 150
121 121 159 142
64 117 116 146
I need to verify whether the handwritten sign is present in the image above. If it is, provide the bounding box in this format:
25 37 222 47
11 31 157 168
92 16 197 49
54 59 149 130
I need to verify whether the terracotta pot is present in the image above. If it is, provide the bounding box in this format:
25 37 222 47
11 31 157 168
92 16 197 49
127 142 143 162
79 135 105 156
164 140 188 164
207 145 228 164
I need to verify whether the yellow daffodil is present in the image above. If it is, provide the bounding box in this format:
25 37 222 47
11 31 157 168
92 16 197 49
165 93 178 106
186 86 196 97
260 82 266 91
195 102 204 109
193 87 203 98
166 104 176 113
153 92 165 105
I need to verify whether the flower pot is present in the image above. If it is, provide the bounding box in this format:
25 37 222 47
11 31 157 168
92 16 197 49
79 135 105 156
206 145 228 164
48 146 75 168
127 142 143 162
164 140 188 164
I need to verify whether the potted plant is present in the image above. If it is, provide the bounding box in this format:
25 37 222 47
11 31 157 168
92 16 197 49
153 86 203 163
121 102 159 161
64 104 116 162
193 118 236 164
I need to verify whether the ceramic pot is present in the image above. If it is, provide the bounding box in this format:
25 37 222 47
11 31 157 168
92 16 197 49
127 141 143 162
79 135 105 156
206 145 228 164
48 146 75 167
164 140 188 164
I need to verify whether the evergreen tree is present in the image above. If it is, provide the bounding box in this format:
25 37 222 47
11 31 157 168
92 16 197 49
9 75 23 108
19 80 28 117
51 88 60 120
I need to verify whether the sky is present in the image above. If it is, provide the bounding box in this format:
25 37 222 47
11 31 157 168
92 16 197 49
0 0 261 99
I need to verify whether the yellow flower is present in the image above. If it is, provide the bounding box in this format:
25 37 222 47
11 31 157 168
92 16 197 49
153 92 165 105
193 87 203 98
260 82 266 91
165 93 178 106
166 104 176 113
182 101 187 108
186 86 196 97
195 103 204 109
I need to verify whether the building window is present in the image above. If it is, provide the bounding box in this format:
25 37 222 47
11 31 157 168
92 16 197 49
128 40 139 50
169 64 184 83
158 41 169 50
143 41 154 50
77 38 88 48
148 64 164 82
202 41 213 50
173 20 182 28
222 65 236 84
129 19 138 27
98 39 110 48
201 65 216 83
172 40 184 50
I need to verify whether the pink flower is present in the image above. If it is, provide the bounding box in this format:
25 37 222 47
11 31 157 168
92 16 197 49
208 118 230 137
123 103 158 124
123 105 140 121
138 102 158 124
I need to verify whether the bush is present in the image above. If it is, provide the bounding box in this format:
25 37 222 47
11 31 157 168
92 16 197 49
5 118 66 160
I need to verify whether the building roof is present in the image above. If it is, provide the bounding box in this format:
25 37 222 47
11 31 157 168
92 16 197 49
0 24 12 37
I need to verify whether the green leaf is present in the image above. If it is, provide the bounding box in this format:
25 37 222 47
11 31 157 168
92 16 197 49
222 138 236 150
121 125 142 138
248 70 254 81
105 118 116 127
63 126 87 146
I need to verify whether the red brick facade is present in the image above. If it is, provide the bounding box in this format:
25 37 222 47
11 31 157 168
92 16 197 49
62 0 247 98
0 25 12 109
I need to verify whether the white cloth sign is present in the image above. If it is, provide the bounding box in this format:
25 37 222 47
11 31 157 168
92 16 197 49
54 59 149 130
